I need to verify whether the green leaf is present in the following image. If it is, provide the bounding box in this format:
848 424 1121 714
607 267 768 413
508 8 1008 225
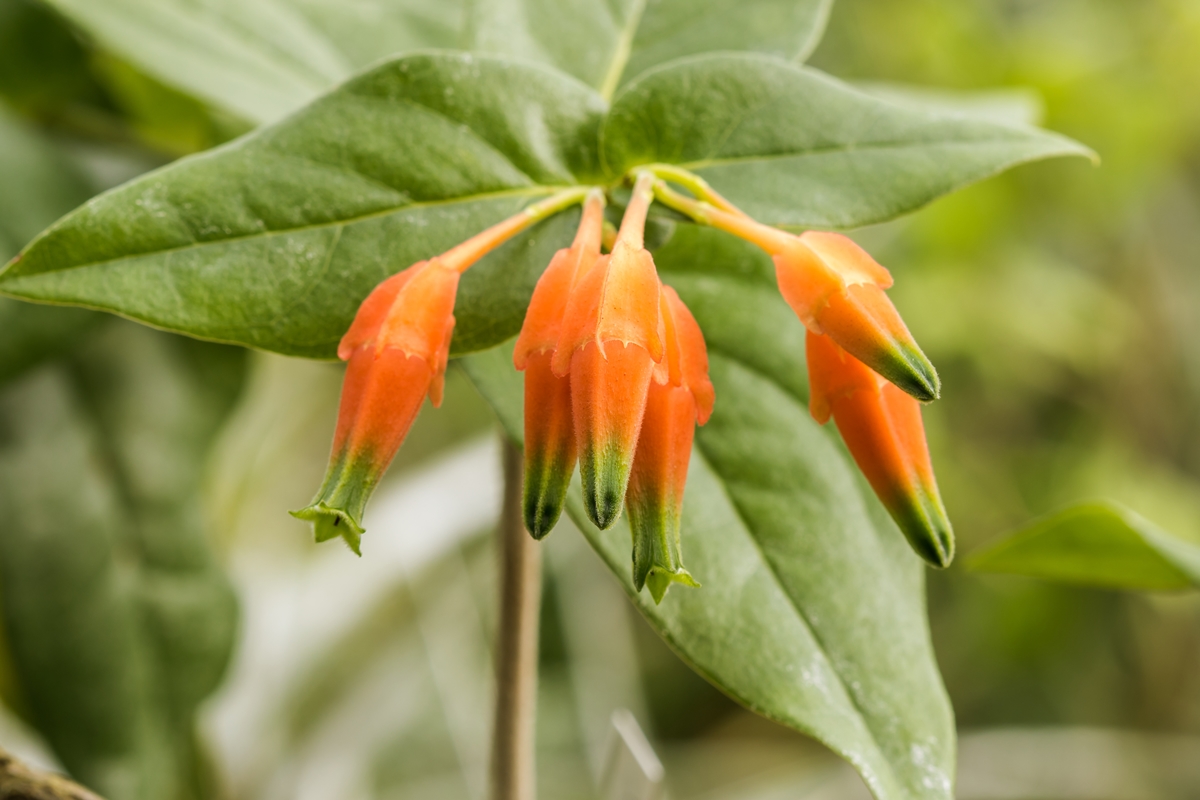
47 0 828 127
472 0 831 98
0 105 99 384
41 0 469 125
602 54 1095 228
286 0 467 69
0 53 606 358
42 0 351 124
0 322 244 800
968 501 1200 591
461 224 955 800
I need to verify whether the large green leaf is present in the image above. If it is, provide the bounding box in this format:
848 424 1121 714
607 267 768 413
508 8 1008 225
42 0 354 124
471 0 831 98
0 53 605 358
41 0 465 125
968 502 1200 591
0 322 244 800
48 0 825 123
287 0 466 69
0 106 98 384
461 225 955 800
602 54 1094 228
2 51 1091 362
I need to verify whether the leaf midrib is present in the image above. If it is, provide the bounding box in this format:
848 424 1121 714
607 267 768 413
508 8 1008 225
1 187 558 280
599 0 649 101
674 134 1070 172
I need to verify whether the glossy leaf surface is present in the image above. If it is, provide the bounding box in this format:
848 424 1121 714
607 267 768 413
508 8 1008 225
462 225 956 800
602 54 1094 228
0 53 604 358
969 502 1200 591
472 0 831 97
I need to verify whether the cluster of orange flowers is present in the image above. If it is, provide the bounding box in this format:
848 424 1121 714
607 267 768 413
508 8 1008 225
295 167 953 603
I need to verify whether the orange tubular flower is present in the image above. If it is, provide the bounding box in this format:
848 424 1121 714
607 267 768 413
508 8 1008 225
651 177 939 403
553 173 664 529
774 231 939 402
807 330 954 567
626 285 714 603
291 259 457 554
513 190 606 538
293 189 589 553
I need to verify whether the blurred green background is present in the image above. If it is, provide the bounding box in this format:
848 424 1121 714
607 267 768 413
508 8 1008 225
0 0 1199 798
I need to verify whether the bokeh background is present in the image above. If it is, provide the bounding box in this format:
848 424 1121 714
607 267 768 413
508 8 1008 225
1 0 1199 798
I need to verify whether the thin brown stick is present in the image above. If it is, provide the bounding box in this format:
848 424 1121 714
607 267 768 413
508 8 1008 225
490 438 543 800
0 749 102 800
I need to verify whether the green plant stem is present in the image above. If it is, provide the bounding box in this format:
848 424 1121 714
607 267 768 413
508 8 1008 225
491 437 542 800
649 176 793 252
640 163 740 213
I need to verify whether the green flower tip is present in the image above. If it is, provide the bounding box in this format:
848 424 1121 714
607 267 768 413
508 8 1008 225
892 493 955 568
290 503 365 556
582 449 632 530
645 567 700 605
522 461 572 540
883 344 941 403
523 493 565 540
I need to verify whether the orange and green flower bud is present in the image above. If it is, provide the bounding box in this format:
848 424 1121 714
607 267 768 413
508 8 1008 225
775 232 939 402
806 330 954 567
554 174 664 529
294 188 590 553
649 175 939 402
514 190 605 538
626 286 714 602
518 351 577 539
293 258 459 554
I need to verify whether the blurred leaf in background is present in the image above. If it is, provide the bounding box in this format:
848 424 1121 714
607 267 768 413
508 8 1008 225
0 11 248 798
0 325 245 800
970 502 1200 591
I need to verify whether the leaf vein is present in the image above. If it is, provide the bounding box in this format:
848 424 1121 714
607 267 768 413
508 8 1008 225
599 0 649 101
678 134 1065 171
5 187 558 278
